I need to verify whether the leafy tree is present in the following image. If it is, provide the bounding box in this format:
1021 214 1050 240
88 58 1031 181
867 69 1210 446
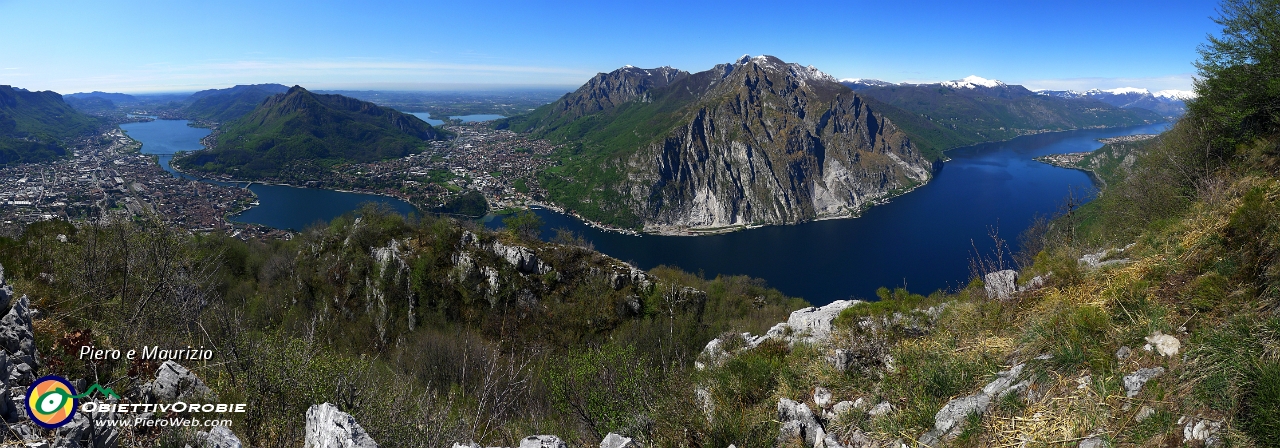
502 209 543 240
1188 0 1280 165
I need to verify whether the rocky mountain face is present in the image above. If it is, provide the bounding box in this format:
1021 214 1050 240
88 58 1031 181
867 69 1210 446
509 55 934 232
532 66 689 127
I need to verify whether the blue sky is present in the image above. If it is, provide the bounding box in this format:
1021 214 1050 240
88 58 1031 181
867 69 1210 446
0 0 1221 93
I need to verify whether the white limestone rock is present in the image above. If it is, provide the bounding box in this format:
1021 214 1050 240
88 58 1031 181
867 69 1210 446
1144 332 1180 357
813 386 833 410
518 435 566 448
304 403 378 448
1123 367 1165 398
599 433 636 448
785 300 862 344
141 360 211 402
984 270 1018 301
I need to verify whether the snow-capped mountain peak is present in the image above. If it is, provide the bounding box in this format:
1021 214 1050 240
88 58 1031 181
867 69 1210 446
1101 87 1151 95
1154 89 1196 100
941 75 1005 89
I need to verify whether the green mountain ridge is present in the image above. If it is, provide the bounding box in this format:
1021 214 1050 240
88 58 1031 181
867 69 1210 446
175 85 450 178
183 84 292 123
0 85 99 165
846 82 1165 154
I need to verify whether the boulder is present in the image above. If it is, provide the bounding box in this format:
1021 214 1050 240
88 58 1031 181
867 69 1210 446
1123 367 1164 398
867 401 893 417
599 433 636 448
199 426 243 448
304 403 378 448
518 435 566 448
984 270 1018 301
1143 332 1180 357
140 361 211 402
777 398 822 447
785 300 862 344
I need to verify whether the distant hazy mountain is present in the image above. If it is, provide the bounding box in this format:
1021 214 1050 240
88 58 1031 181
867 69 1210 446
183 84 291 123
0 85 98 165
65 91 138 104
175 86 449 178
503 55 934 231
64 96 118 114
1037 87 1191 117
842 76 1165 152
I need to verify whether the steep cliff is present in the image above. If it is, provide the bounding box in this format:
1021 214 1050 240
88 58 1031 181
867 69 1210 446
509 56 934 232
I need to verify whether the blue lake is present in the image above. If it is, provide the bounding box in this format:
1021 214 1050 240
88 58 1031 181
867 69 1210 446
487 123 1171 305
120 119 419 231
408 112 506 126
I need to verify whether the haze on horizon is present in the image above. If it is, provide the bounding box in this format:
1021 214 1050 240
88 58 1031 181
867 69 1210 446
0 0 1220 94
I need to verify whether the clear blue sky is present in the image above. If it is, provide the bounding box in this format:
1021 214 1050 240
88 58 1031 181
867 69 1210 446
0 0 1221 94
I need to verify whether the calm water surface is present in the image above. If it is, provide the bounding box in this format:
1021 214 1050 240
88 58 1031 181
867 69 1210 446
408 112 506 125
487 123 1171 305
120 119 418 230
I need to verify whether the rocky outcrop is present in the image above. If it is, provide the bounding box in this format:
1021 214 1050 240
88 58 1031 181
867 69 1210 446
518 435 567 448
491 241 552 275
599 433 637 448
1079 244 1135 269
697 300 860 369
140 361 211 402
777 300 863 345
777 398 824 448
918 364 1028 446
304 403 378 448
0 294 38 385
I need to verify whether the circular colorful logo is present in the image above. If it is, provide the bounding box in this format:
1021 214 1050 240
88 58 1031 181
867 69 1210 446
26 375 78 428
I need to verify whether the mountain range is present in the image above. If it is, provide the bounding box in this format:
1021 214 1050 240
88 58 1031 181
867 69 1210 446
837 76 1165 153
1037 87 1191 116
503 55 935 231
174 85 449 178
0 86 98 165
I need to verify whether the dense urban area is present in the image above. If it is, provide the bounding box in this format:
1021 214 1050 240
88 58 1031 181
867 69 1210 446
0 118 560 238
